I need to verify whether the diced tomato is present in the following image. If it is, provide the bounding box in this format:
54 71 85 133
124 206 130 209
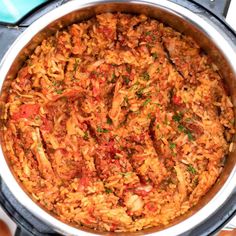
12 104 40 120
18 67 31 87
187 123 203 136
18 67 30 79
88 207 95 215
110 223 117 232
145 35 152 43
98 26 113 39
126 209 133 216
89 71 97 80
172 95 182 105
70 25 79 37
41 117 53 132
134 189 149 197
92 86 100 97
146 202 157 212
79 176 89 191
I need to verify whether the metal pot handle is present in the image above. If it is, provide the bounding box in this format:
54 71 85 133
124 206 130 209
224 217 236 231
0 0 64 27
190 0 231 18
0 0 65 60
14 227 32 236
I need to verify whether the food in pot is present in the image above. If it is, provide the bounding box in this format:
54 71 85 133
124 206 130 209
2 13 235 232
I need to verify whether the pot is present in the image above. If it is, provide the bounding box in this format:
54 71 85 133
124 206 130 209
0 0 236 235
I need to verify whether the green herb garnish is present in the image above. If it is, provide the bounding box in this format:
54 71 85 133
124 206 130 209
152 35 157 41
177 124 185 132
122 75 130 85
123 96 129 105
187 165 197 174
83 131 89 140
106 117 112 125
186 130 194 141
173 113 182 122
111 73 116 83
52 81 58 86
119 172 131 176
185 118 192 122
164 115 169 125
147 113 152 119
142 98 151 107
105 188 113 194
136 88 144 98
146 31 151 35
142 72 150 81
56 89 63 94
169 142 176 150
126 65 132 73
177 123 194 141
97 127 109 133
74 58 80 72
151 52 158 59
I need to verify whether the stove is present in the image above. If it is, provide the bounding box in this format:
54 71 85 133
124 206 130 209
0 0 236 235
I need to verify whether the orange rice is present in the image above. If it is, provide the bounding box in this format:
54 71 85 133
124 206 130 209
2 13 235 232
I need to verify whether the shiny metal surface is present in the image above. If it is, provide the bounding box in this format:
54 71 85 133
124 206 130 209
0 0 236 235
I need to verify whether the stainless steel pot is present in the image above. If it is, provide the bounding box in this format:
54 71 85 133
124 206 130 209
0 0 236 235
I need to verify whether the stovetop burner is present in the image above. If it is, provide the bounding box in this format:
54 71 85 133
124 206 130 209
0 1 235 235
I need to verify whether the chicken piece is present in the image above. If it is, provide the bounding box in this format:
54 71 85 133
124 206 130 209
109 80 126 127
125 193 144 216
31 128 54 179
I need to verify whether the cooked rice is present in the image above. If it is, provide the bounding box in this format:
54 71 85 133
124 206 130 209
2 13 235 232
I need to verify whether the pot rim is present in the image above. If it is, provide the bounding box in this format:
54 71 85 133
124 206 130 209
0 0 236 235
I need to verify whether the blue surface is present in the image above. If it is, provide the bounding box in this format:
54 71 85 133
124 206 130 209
0 0 47 24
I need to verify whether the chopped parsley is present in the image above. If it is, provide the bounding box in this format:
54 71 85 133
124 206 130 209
142 72 150 81
230 119 234 125
111 73 116 83
173 113 182 122
123 96 129 106
142 98 151 107
56 89 63 94
136 88 144 98
119 172 131 176
146 31 151 35
152 35 157 41
105 188 113 194
187 165 197 174
147 113 152 119
185 117 192 123
164 115 169 125
106 117 112 125
97 127 109 133
177 124 185 132
126 65 132 73
186 130 194 141
122 75 130 85
151 52 158 59
74 58 80 72
83 131 89 140
35 116 40 121
52 81 58 86
177 124 194 141
169 142 176 150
